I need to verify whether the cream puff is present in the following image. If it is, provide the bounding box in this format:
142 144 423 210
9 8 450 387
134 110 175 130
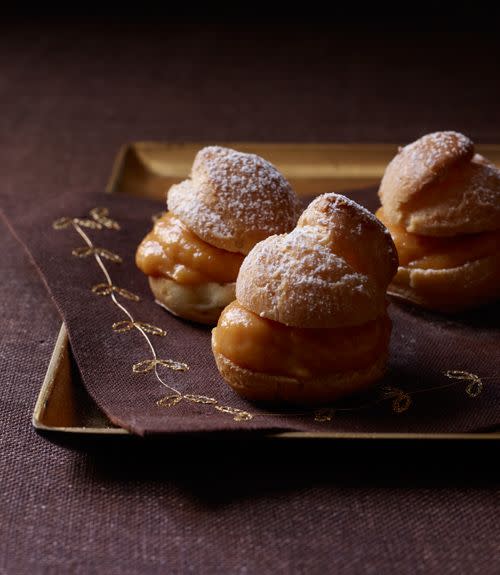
377 131 500 312
212 193 398 404
136 146 300 324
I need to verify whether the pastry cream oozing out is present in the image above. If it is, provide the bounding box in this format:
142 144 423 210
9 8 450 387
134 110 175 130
376 208 500 269
213 301 391 379
136 212 245 285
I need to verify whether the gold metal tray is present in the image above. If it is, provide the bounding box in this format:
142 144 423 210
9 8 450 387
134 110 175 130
105 141 500 200
33 141 500 439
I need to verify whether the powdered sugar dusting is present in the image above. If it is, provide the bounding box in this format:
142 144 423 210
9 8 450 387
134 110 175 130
469 156 500 208
408 153 500 233
301 192 392 237
379 131 479 226
168 180 233 240
391 131 474 202
298 193 398 286
237 226 383 328
168 146 300 253
403 131 472 171
198 146 299 237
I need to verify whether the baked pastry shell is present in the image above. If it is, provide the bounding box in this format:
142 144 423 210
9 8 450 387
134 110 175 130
212 333 388 405
149 276 236 325
388 253 500 313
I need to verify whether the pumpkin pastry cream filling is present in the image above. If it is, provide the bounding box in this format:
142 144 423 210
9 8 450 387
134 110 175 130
212 193 399 404
136 146 300 324
376 131 500 312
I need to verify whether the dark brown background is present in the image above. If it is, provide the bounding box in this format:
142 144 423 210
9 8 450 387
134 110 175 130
1 19 499 574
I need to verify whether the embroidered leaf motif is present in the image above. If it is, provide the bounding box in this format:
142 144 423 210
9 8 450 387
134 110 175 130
444 370 483 398
314 408 335 422
112 320 166 337
72 246 122 263
156 395 183 408
89 207 120 230
92 283 140 301
133 359 189 373
381 386 412 413
214 405 253 421
53 207 120 231
53 217 101 230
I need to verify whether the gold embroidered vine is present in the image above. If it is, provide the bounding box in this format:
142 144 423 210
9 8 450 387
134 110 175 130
53 206 253 422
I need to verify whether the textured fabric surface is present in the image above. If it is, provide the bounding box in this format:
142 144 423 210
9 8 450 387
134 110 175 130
3 188 500 436
1 21 500 575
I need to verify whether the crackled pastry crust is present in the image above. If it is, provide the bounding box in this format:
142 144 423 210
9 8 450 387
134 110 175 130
379 132 500 236
168 146 301 254
378 131 500 312
236 194 398 329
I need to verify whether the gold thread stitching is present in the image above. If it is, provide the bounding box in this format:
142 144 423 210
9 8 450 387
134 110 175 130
381 386 412 413
89 207 120 230
53 207 120 231
112 320 166 337
72 246 123 263
53 217 102 230
132 359 189 373
184 394 218 405
92 283 140 301
156 393 253 421
156 395 183 408
444 370 483 398
314 408 335 422
214 405 253 421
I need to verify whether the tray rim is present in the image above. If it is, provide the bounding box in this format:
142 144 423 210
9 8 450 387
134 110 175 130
33 141 500 440
105 140 500 196
33 325 500 439
33 325 128 435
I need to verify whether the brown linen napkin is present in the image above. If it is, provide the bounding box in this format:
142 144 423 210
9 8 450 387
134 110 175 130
2 189 499 436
